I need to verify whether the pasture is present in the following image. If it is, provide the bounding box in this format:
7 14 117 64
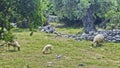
0 28 120 68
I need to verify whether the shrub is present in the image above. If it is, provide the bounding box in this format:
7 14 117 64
2 31 14 42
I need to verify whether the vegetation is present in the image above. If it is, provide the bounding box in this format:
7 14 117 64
1 0 120 35
0 0 48 41
0 0 120 68
51 0 120 32
0 28 120 68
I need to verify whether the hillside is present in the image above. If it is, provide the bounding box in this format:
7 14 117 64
0 28 120 68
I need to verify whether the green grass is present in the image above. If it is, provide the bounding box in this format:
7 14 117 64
0 28 120 68
51 22 83 34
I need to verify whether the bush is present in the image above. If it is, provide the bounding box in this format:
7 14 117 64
2 31 14 42
106 23 116 30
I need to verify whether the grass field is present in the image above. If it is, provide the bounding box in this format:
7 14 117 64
0 27 120 68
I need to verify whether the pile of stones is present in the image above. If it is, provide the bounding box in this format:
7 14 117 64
80 29 120 42
97 29 120 42
38 25 55 33
39 25 120 42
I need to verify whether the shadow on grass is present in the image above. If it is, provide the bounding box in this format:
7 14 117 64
55 24 82 29
8 50 17 52
52 22 82 29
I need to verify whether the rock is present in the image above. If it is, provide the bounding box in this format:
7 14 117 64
38 26 42 31
46 62 54 67
48 15 58 22
39 25 120 42
39 25 55 33
56 54 62 60
78 63 85 66
89 31 95 35
11 23 17 28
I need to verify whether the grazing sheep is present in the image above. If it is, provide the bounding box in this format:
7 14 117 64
7 40 20 51
42 44 53 54
91 34 104 47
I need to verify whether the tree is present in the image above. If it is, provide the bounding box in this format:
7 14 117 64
0 0 16 41
16 0 44 29
0 0 48 40
50 0 120 33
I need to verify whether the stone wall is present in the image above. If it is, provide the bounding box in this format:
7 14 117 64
38 25 55 33
39 25 120 42
77 29 120 42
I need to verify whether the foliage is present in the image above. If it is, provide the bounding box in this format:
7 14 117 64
0 0 15 40
0 0 48 28
2 31 14 42
51 0 89 20
50 0 120 27
17 0 46 28
0 0 49 41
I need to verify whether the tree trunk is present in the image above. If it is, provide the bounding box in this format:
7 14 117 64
82 5 96 33
0 22 5 38
1 22 4 32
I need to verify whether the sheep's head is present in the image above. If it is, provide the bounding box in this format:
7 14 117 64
18 47 20 51
42 51 45 54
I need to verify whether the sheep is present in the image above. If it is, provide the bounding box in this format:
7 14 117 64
7 40 20 51
91 34 104 47
42 44 53 54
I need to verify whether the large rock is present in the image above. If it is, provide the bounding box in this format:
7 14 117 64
39 25 55 33
48 15 58 23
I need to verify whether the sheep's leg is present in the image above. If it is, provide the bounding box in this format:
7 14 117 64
99 43 103 47
96 42 102 47
18 47 20 51
96 42 99 47
46 48 50 54
14 46 16 50
49 48 52 54
14 47 16 50
4 44 8 51
91 42 94 47
43 48 47 54
8 45 10 50
42 51 45 54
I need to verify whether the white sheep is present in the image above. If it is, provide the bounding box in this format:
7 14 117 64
42 44 53 54
91 34 104 47
7 40 20 51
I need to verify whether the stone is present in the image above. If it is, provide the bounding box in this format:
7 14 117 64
78 63 85 66
39 25 120 42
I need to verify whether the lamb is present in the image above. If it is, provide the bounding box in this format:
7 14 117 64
7 40 20 51
91 34 104 47
42 44 53 54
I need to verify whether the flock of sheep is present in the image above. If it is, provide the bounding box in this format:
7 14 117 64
42 34 104 54
0 33 104 54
